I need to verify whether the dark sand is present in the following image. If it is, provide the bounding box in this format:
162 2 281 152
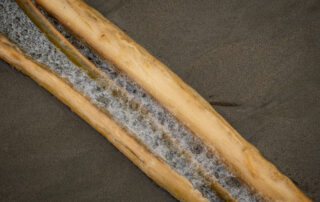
0 0 319 201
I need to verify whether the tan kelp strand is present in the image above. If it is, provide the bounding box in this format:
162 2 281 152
1 0 306 201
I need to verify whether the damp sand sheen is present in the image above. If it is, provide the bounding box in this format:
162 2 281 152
0 0 310 201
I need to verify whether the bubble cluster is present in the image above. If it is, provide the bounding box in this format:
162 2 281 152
0 1 261 201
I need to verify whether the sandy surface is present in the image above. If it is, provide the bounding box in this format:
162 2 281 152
0 0 319 201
